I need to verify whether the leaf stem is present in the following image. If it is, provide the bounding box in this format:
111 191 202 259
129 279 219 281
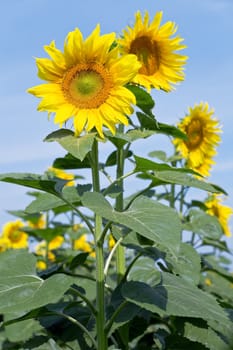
105 300 129 334
69 286 97 316
55 311 97 349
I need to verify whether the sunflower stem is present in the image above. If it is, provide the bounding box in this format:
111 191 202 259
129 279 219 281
91 138 107 350
115 125 126 283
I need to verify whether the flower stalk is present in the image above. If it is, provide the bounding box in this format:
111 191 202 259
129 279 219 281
90 138 107 350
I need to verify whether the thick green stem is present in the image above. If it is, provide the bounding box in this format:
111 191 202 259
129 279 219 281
91 139 107 350
115 126 126 283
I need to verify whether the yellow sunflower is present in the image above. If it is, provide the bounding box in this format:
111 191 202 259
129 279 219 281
48 167 75 187
2 220 28 249
74 234 95 257
28 25 141 138
205 195 233 237
173 102 221 177
118 11 187 92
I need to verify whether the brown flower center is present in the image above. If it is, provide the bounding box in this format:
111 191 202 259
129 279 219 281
130 36 160 75
61 62 113 108
185 118 203 150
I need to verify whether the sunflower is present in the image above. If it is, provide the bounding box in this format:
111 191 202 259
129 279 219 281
48 167 75 187
205 195 233 237
173 102 221 177
28 25 141 138
2 220 28 249
74 234 95 257
118 11 187 92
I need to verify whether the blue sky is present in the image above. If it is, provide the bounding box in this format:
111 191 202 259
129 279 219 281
0 0 233 250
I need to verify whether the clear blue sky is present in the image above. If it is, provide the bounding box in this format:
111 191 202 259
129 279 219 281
0 0 233 250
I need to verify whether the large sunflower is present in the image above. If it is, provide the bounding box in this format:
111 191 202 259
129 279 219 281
28 25 141 138
173 102 221 177
205 195 233 237
118 11 187 92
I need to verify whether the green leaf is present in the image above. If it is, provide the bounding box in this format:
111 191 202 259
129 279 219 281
201 271 233 304
26 186 81 213
0 250 74 314
134 155 194 173
121 272 230 325
136 112 187 139
148 150 168 162
126 85 155 114
186 209 223 239
44 129 96 161
82 192 181 258
105 150 132 166
127 257 161 285
183 322 229 350
135 156 224 193
53 153 91 169
0 173 65 195
166 243 201 285
5 317 42 342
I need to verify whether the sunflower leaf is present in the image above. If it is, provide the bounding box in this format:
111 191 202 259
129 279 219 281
126 85 155 115
0 250 74 314
82 192 181 258
44 129 96 161
121 273 231 328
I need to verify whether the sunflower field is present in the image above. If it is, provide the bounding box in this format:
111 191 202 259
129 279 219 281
0 9 233 350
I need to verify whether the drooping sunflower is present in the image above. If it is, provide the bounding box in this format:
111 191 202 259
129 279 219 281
173 102 221 177
28 25 141 138
2 220 28 249
205 194 233 237
118 11 187 92
48 167 75 187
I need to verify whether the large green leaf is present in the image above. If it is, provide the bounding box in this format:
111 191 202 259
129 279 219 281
121 272 230 326
166 243 201 285
185 209 223 239
44 129 96 161
26 186 81 213
0 173 65 195
183 322 229 350
0 250 74 314
135 156 225 193
82 192 181 257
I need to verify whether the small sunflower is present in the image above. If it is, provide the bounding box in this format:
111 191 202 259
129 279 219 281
118 11 187 92
205 195 233 237
48 235 64 250
173 102 221 177
28 25 141 138
48 167 75 187
74 234 95 257
2 220 28 249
